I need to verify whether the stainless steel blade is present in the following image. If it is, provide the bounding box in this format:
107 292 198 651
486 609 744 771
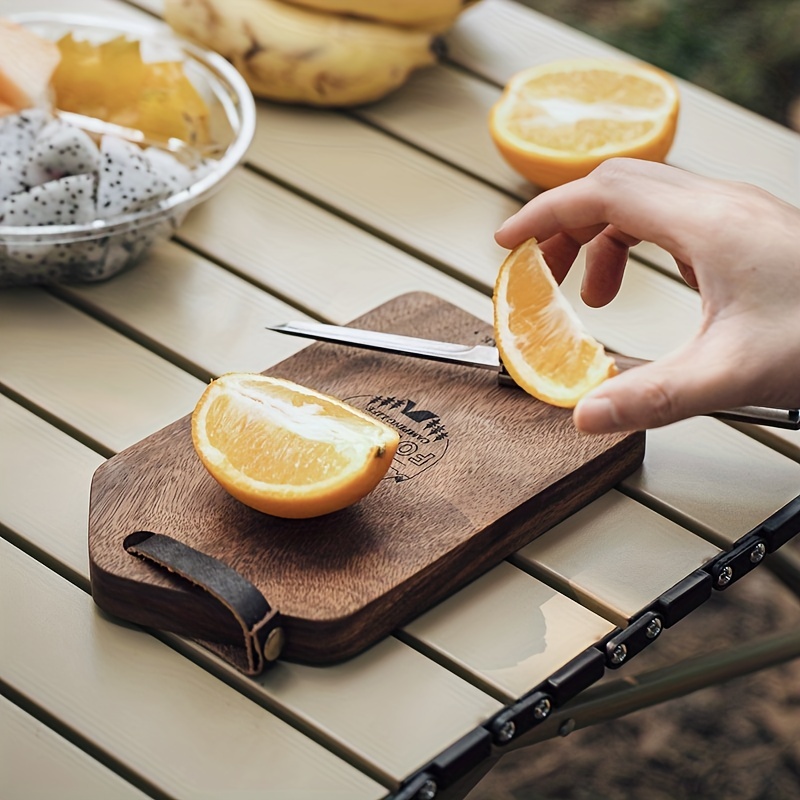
266 321 501 371
266 321 800 430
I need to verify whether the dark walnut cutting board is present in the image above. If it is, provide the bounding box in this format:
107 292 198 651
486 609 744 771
89 292 645 673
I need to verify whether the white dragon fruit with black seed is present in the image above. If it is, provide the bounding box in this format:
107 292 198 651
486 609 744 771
0 108 48 199
95 135 171 219
1 110 214 287
0 172 96 227
20 117 102 187
142 146 195 193
1 173 97 265
2 238 110 279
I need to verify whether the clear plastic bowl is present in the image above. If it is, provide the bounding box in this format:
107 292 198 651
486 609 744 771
0 13 256 287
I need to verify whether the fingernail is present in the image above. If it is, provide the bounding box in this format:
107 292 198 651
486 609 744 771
574 395 620 433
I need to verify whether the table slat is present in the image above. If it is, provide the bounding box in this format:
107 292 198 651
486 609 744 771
57 239 312 379
242 105 514 290
0 289 203 453
0 394 103 585
252 640 502 781
360 64 532 198
178 167 494 323
402 561 615 702
0 696 150 800
514 490 720 625
622 418 800 547
0 540 386 800
727 423 800 465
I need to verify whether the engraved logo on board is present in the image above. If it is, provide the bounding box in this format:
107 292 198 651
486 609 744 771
345 394 449 482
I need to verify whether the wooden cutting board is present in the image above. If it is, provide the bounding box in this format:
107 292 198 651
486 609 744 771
89 292 645 672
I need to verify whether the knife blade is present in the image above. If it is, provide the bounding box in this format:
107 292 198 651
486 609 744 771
266 321 800 430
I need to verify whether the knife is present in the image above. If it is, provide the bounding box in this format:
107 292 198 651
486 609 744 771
266 321 800 430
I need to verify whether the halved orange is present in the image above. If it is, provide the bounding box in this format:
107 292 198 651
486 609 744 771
191 373 400 519
489 58 680 188
493 238 617 407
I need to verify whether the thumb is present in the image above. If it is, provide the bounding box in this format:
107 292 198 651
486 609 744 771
573 337 742 433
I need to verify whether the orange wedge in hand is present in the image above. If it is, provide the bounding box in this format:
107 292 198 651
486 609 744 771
489 58 680 188
493 238 617 408
192 373 400 519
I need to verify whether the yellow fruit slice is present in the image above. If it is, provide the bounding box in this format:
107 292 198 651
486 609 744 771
489 58 680 188
191 373 400 519
52 33 210 146
493 238 617 407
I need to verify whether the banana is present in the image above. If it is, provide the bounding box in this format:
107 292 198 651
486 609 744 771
164 0 442 107
278 0 480 32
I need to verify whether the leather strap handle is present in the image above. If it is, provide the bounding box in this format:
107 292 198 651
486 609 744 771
125 531 284 674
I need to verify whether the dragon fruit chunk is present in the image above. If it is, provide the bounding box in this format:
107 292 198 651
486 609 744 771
0 236 110 282
0 108 49 199
142 146 195 193
95 135 171 219
0 172 96 227
21 117 102 188
1 173 97 265
1 117 207 286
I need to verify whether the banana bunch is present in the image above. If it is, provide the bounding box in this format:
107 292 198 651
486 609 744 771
164 0 479 107
280 0 477 32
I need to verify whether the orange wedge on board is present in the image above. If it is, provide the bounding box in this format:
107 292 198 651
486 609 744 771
192 373 400 519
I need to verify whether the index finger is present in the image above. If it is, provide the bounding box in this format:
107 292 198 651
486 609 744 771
494 159 708 252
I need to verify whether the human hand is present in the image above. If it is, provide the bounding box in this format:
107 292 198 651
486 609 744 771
494 158 800 433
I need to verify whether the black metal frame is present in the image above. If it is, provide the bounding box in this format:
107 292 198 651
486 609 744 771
388 495 800 800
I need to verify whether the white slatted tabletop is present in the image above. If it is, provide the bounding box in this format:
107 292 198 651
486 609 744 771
0 695 151 800
2 0 799 798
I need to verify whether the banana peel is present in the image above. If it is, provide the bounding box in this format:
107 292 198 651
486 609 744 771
164 0 449 107
278 0 480 33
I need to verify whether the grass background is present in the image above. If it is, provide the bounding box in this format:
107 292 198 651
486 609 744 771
515 0 800 131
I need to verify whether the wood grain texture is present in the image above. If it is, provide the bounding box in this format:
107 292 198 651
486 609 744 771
89 293 644 665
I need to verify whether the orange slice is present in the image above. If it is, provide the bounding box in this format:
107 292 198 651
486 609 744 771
489 58 680 188
191 373 400 519
493 238 617 407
